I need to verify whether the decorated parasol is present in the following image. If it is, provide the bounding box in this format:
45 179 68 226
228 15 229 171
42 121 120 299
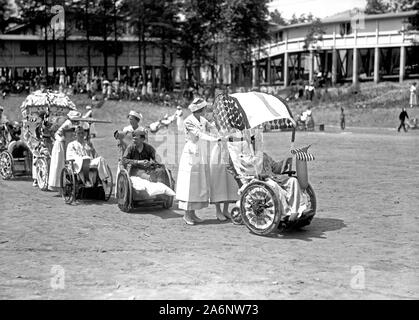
212 92 296 133
20 90 77 121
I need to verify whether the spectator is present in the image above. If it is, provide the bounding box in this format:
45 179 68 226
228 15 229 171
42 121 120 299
398 108 409 133
409 82 417 108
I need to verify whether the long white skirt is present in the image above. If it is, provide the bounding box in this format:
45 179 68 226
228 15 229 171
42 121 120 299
176 140 210 210
48 140 65 191
209 142 239 203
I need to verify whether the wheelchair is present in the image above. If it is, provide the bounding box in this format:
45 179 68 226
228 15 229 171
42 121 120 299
0 125 33 180
228 155 317 235
60 158 113 204
116 161 175 212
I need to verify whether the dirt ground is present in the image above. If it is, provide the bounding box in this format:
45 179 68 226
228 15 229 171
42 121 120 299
1 119 419 299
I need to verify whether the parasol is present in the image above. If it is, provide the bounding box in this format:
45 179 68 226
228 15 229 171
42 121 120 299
20 90 77 120
212 92 296 133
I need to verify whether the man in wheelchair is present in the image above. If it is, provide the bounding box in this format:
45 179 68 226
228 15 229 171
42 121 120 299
66 125 111 188
121 128 167 183
229 135 307 222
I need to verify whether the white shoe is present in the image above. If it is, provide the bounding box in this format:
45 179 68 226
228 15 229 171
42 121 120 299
32 180 38 187
183 215 195 225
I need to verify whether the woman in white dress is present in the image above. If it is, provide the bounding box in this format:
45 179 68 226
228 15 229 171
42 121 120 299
176 98 221 225
82 105 97 138
409 82 417 108
48 110 81 191
206 108 239 221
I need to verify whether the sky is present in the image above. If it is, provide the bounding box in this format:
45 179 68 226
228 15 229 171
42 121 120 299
267 0 368 19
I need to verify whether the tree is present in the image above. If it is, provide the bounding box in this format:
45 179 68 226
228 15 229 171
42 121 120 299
270 9 287 26
0 0 12 33
16 0 56 80
222 0 270 87
303 18 326 52
365 0 389 14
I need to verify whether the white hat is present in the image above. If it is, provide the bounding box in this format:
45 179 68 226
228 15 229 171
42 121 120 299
128 110 142 120
67 110 81 120
86 105 92 110
188 98 207 113
176 106 182 110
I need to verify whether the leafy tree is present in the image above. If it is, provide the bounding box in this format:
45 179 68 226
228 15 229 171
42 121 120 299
0 0 12 33
270 9 287 25
365 0 389 14
303 18 326 52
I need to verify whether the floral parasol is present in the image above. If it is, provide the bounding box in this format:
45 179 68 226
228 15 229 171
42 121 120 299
20 90 77 120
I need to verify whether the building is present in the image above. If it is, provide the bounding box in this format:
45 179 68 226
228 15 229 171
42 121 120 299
249 9 419 88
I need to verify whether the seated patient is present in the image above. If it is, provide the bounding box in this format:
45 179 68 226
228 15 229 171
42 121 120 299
66 125 111 187
122 128 166 182
230 137 306 222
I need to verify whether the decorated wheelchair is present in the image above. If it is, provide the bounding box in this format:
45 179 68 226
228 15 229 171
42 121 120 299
0 120 33 180
114 137 175 212
19 90 78 190
212 92 317 236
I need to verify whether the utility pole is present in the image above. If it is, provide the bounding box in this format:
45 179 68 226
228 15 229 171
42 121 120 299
43 0 48 83
113 0 118 79
85 0 91 83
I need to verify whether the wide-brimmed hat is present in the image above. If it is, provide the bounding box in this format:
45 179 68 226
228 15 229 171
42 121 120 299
86 105 92 110
176 106 182 110
188 98 207 113
128 110 142 121
67 110 81 120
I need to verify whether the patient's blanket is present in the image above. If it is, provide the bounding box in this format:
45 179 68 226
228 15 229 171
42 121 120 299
130 173 175 197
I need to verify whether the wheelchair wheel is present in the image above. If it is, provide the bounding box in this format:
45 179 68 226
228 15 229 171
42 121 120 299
230 206 243 225
102 164 113 201
61 166 76 204
240 181 281 236
35 157 49 191
0 150 13 180
116 170 132 212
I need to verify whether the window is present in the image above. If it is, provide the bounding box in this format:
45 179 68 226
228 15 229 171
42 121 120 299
339 22 352 36
276 31 283 42
20 42 38 55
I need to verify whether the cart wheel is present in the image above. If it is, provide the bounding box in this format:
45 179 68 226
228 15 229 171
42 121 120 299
102 164 113 201
162 196 174 209
117 170 132 212
240 181 281 236
61 166 76 204
0 151 13 180
230 206 243 225
35 157 49 191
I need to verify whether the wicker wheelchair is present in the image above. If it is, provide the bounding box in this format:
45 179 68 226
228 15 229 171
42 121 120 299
212 92 317 236
0 122 33 180
114 136 175 212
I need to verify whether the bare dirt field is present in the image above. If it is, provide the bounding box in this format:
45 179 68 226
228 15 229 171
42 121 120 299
1 118 418 299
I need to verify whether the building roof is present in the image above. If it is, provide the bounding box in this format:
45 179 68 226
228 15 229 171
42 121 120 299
269 10 418 32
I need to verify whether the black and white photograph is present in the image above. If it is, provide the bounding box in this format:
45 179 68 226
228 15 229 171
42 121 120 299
0 0 418 302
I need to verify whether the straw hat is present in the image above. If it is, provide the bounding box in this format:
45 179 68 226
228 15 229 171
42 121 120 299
128 110 142 120
67 110 81 120
188 98 207 113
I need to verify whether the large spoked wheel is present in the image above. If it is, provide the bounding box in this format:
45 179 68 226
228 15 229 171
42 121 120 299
0 150 13 180
35 157 49 191
240 181 281 236
162 167 174 209
61 167 76 204
102 164 114 201
116 170 132 212
293 183 317 229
